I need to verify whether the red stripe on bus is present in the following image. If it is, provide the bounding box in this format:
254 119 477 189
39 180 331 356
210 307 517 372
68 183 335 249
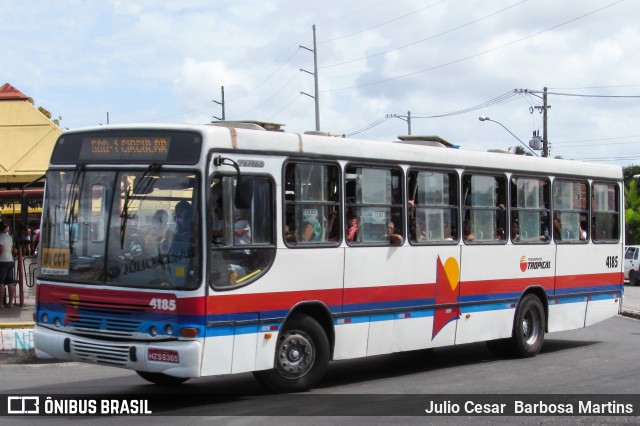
343 283 435 305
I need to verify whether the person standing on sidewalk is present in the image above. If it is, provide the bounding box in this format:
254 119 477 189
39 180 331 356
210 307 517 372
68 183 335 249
0 222 15 308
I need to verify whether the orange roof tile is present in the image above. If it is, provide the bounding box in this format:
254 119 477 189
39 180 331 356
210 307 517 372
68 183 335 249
0 83 29 101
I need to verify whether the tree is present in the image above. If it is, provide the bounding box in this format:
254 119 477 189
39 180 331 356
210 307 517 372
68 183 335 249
27 98 62 127
624 167 640 244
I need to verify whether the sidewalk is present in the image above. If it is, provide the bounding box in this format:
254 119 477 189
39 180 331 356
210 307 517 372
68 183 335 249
0 279 36 355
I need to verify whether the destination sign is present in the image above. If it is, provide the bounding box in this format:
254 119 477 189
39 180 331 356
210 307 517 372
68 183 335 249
51 130 202 165
79 136 170 161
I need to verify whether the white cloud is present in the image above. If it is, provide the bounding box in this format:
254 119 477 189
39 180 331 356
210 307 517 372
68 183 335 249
2 0 639 165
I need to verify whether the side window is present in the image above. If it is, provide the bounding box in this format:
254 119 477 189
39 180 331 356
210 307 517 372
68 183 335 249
345 165 404 245
462 174 507 243
209 175 275 288
407 169 458 244
510 177 550 243
553 180 589 243
283 162 340 245
592 182 619 243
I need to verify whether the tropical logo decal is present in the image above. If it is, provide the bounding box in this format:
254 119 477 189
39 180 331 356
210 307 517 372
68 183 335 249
432 256 461 339
519 255 552 272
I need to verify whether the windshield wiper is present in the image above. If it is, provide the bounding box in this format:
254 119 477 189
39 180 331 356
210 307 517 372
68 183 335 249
120 163 161 249
64 165 84 254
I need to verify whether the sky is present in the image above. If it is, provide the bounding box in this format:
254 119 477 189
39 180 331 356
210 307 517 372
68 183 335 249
2 0 639 167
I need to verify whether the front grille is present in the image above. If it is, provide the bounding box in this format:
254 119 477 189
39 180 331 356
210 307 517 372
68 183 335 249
71 339 132 366
67 313 141 338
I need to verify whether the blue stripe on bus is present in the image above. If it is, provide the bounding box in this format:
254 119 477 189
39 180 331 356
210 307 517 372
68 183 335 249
555 285 622 295
460 302 516 313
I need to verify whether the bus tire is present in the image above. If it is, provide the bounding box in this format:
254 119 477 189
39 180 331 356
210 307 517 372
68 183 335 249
630 270 638 286
511 294 545 358
253 314 329 393
136 371 189 386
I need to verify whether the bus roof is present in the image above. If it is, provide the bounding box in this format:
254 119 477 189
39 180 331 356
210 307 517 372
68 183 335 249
60 122 623 180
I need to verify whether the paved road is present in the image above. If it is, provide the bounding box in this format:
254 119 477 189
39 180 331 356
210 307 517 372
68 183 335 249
1 315 638 424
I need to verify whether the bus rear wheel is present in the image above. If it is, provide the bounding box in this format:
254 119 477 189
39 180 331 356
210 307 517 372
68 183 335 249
511 294 545 357
136 371 189 386
253 314 329 393
630 270 638 286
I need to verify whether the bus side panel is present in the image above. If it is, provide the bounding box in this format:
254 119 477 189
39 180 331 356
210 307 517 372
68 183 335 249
202 248 344 375
337 246 458 360
583 243 624 327
333 321 369 360
547 298 587 332
201 335 234 375
231 327 259 374
366 314 395 356
585 293 622 326
457 244 554 344
551 244 621 332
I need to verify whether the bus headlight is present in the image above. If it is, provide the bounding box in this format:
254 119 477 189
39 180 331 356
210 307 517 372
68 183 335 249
149 325 158 337
165 324 174 336
41 313 49 324
54 318 62 328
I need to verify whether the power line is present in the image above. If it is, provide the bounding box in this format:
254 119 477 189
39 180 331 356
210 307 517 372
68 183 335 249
343 116 391 137
411 91 519 118
320 0 527 70
545 91 640 98
322 0 624 93
319 0 447 44
229 71 301 119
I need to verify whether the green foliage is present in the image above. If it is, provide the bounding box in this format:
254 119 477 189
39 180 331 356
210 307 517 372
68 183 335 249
625 169 640 244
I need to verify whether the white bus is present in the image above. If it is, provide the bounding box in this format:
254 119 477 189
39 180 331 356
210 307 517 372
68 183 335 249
34 121 623 392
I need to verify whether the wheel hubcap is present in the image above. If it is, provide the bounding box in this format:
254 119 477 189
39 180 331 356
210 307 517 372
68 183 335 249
522 309 540 345
276 331 315 379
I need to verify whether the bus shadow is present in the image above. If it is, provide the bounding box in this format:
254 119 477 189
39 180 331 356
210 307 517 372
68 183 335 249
318 338 600 389
50 338 601 415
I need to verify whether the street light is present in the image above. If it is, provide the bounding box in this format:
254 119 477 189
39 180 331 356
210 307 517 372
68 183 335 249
478 116 538 157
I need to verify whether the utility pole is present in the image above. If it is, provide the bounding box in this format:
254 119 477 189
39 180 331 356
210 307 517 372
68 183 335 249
515 87 551 157
542 86 548 157
386 111 412 135
300 25 320 131
213 86 225 121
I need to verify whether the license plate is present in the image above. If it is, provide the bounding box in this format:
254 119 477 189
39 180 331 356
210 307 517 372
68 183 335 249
147 348 179 363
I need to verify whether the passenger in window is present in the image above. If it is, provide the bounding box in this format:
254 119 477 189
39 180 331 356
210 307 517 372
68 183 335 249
212 202 224 244
409 217 426 242
234 216 251 246
174 200 193 242
463 220 475 241
346 211 358 242
327 211 339 241
284 224 297 243
579 221 588 240
496 228 505 241
553 212 562 241
147 210 172 251
511 220 520 241
386 220 404 246
301 217 321 242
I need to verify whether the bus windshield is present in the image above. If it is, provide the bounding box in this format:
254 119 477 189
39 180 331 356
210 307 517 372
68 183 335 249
39 169 200 290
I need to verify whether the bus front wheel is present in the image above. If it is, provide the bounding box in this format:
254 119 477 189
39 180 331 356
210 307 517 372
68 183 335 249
136 371 189 386
253 314 329 393
512 294 545 357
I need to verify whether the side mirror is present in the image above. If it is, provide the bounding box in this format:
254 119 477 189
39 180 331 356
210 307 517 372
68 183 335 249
235 176 254 209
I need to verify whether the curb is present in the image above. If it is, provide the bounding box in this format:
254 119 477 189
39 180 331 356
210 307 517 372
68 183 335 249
620 309 640 320
0 321 34 329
